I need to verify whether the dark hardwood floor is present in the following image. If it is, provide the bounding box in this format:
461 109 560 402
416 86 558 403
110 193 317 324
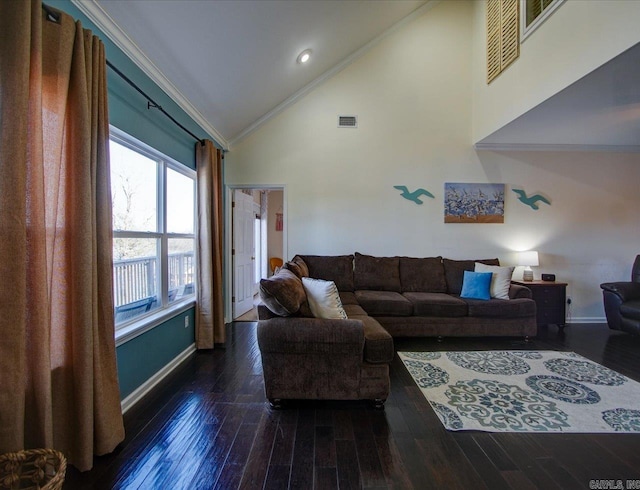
65 322 640 489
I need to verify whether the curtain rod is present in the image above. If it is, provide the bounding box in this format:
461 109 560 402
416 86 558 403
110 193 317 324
42 3 61 23
42 3 206 147
105 60 206 147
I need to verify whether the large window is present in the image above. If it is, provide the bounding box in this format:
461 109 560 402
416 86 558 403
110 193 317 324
110 128 196 327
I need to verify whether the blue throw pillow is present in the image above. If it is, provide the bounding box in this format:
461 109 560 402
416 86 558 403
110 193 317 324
460 271 493 301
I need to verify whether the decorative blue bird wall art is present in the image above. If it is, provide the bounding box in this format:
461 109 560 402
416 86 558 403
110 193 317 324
393 185 435 205
512 188 551 210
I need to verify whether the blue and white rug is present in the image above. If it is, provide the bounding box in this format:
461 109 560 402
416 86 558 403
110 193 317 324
399 350 640 433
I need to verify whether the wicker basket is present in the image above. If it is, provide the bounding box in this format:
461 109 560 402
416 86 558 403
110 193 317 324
0 449 66 490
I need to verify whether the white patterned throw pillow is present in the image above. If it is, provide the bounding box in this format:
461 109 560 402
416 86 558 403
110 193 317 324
301 277 348 319
474 262 515 300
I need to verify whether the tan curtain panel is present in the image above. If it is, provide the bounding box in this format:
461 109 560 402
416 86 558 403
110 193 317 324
195 140 225 349
0 0 124 471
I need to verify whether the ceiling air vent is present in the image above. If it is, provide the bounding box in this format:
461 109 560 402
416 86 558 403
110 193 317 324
338 115 358 128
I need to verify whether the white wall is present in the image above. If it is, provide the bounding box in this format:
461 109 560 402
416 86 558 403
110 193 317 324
226 0 640 321
472 0 640 143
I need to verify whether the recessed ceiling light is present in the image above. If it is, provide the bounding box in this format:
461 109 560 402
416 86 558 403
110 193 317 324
296 49 312 64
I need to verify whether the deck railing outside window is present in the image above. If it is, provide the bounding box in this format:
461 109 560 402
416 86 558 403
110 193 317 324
113 251 194 308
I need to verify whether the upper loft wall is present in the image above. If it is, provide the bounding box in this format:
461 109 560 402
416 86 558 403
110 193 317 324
471 0 640 144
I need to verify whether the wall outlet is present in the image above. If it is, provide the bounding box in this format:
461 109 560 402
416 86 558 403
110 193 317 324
184 316 190 328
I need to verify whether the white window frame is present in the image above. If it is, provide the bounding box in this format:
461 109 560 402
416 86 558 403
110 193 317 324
520 0 565 42
110 126 197 345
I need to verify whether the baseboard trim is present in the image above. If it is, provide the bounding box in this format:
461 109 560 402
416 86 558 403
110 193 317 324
121 343 196 414
566 317 606 324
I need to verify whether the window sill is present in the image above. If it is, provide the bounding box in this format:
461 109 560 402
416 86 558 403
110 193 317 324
115 298 196 347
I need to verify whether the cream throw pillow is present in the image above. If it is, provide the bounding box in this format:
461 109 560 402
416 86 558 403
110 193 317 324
474 262 515 300
301 277 348 319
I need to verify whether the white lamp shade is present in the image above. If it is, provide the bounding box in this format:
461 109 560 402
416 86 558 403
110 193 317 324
518 251 539 267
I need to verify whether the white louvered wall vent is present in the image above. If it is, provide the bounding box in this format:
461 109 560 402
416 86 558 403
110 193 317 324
337 115 358 128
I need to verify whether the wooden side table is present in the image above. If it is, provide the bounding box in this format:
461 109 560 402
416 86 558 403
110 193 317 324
512 280 568 327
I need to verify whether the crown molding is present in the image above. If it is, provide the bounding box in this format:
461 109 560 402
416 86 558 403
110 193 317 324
474 143 640 153
229 0 441 147
71 0 229 150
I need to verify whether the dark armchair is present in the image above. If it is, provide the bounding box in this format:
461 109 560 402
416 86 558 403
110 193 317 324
600 255 640 335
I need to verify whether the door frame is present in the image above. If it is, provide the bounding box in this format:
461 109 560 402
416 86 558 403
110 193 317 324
224 184 287 323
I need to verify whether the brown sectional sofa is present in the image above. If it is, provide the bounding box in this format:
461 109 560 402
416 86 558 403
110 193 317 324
257 253 537 408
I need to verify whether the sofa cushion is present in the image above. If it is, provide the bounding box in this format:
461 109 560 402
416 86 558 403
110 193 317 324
259 269 307 316
354 252 401 292
443 258 500 295
302 277 348 319
347 314 394 364
402 292 468 317
282 255 310 279
299 255 354 291
399 256 446 293
355 290 413 316
463 297 536 318
343 304 368 317
339 291 359 305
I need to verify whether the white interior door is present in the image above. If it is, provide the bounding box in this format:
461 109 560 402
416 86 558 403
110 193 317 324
233 190 255 318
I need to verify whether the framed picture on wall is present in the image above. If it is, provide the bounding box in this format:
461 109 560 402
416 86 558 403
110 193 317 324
444 183 504 223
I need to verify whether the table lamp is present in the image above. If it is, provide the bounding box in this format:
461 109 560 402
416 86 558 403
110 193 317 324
518 251 539 282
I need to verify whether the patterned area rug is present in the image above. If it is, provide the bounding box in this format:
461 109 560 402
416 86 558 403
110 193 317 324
399 350 640 433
